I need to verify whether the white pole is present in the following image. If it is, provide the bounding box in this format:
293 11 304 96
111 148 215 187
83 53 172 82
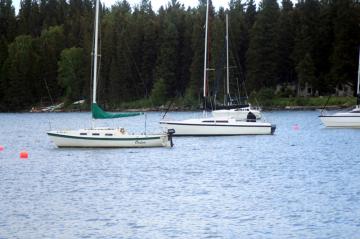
203 0 209 98
92 0 100 104
357 47 360 96
226 13 229 105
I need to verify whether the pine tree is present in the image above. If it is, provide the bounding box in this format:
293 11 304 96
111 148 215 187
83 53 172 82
18 0 41 36
296 52 316 95
315 0 335 93
276 0 295 85
106 1 135 105
292 0 321 95
153 14 178 100
0 0 16 41
186 2 206 103
140 5 159 98
329 0 360 94
246 0 280 91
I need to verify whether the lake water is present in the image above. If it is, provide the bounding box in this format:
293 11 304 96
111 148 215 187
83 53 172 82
0 111 360 238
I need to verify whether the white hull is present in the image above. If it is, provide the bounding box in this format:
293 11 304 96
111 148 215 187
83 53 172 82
320 48 360 128
160 118 275 136
320 115 360 128
212 107 262 120
47 128 172 148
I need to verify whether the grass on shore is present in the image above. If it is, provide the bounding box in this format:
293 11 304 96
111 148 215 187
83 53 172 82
114 96 356 110
261 96 356 108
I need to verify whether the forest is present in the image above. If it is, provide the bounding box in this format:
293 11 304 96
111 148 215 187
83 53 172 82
0 0 360 111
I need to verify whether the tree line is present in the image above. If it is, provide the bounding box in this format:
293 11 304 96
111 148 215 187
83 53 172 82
0 0 360 111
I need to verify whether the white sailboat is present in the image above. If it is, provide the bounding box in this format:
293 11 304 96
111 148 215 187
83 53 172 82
47 0 174 148
319 48 360 128
212 14 261 120
160 2 276 136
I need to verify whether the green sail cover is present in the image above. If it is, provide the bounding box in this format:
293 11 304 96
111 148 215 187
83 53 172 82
92 103 143 119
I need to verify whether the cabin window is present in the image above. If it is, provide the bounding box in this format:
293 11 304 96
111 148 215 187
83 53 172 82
80 133 87 135
92 133 100 136
105 133 113 136
202 120 214 123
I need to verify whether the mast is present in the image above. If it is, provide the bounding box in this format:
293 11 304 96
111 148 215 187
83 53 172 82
92 0 100 104
203 0 209 99
357 47 360 106
226 13 230 106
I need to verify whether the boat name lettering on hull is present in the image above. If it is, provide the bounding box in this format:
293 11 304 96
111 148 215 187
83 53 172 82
135 140 146 145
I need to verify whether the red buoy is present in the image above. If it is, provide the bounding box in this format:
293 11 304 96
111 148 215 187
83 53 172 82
20 151 28 159
0 145 4 151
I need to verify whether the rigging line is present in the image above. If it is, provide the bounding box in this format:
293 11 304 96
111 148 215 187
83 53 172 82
228 26 245 103
320 62 356 112
43 77 54 106
227 20 255 105
214 37 226 104
235 74 241 105
242 77 250 105
162 99 175 119
320 95 331 115
122 38 141 97
120 29 151 103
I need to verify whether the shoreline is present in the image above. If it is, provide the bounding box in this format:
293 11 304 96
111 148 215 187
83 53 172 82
5 104 352 113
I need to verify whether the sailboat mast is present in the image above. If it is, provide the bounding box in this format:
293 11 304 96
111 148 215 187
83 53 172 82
357 47 360 98
203 0 209 99
92 0 100 104
226 13 230 106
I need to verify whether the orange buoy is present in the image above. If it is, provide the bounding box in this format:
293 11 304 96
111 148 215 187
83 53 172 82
0 145 4 151
20 151 29 159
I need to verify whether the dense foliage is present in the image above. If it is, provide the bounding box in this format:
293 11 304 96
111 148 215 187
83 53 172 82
0 0 359 111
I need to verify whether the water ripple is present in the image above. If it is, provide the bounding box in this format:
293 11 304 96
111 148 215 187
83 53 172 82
1 111 360 238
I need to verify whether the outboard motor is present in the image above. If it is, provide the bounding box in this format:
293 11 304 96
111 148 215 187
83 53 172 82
167 128 175 147
247 111 256 122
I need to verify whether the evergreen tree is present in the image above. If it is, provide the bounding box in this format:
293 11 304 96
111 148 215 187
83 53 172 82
2 35 40 110
18 0 41 36
0 0 16 41
186 2 206 103
154 13 178 100
329 0 360 94
106 1 135 105
140 5 159 98
99 9 116 107
276 0 295 85
38 25 66 103
315 0 335 93
229 0 246 77
292 0 321 94
246 0 280 91
1 0 360 111
296 52 316 95
0 0 16 107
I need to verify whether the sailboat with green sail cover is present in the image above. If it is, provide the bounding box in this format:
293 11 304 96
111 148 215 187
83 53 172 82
47 0 174 148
